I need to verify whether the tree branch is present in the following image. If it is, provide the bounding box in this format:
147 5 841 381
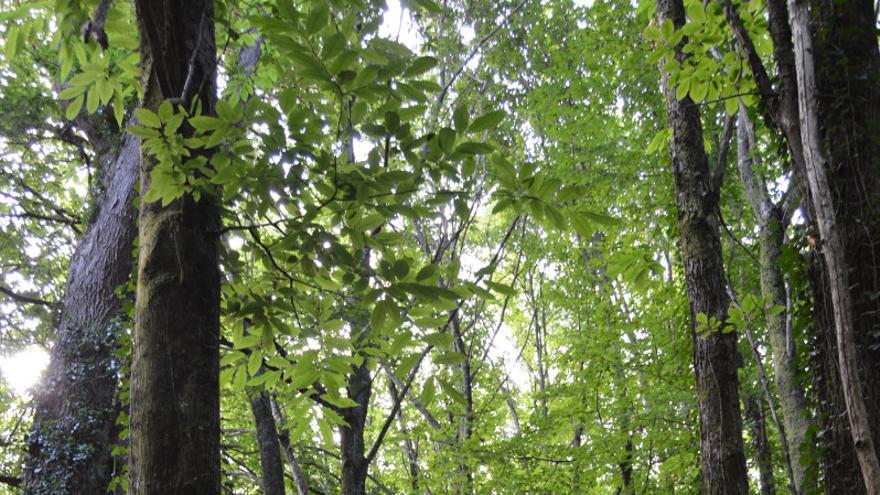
0 285 54 307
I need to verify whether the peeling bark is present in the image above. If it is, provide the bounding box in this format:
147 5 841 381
788 0 880 491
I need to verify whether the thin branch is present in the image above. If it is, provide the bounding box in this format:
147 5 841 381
435 0 530 108
0 476 21 487
0 285 54 307
713 113 736 194
81 0 113 49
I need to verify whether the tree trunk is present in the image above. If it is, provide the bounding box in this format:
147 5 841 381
745 394 777 495
22 129 140 494
657 0 750 492
788 0 880 491
389 380 421 491
618 438 634 495
735 108 812 493
273 397 310 495
250 391 286 495
129 1 221 493
451 312 475 494
340 360 372 495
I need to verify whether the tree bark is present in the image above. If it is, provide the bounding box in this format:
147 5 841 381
788 0 880 491
22 129 139 494
249 391 286 495
272 397 310 495
340 360 372 495
735 107 811 493
129 1 221 493
451 312 475 494
745 394 777 495
657 0 750 492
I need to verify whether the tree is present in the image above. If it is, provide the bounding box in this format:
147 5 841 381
17 3 140 492
128 0 221 492
788 0 880 491
656 0 750 491
3 0 880 493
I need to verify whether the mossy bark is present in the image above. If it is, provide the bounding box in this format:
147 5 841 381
735 109 812 494
22 130 140 495
129 1 220 493
657 0 749 492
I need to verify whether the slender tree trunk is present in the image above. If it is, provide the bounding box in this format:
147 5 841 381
22 128 139 494
340 360 372 495
272 398 310 495
618 438 634 495
735 108 811 493
745 394 777 495
657 0 750 492
451 312 475 494
250 391 286 495
129 1 220 493
788 1 880 491
388 380 420 491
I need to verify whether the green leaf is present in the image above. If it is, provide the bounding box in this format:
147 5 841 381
233 366 247 390
435 351 467 366
113 91 125 127
157 100 174 121
690 79 709 102
405 56 439 77
579 211 620 227
323 319 346 331
420 377 437 405
66 94 84 120
468 110 505 133
424 332 454 348
305 1 329 34
453 104 469 131
234 334 262 349
59 85 87 100
135 108 162 128
127 125 160 139
370 302 387 332
247 351 262 376
686 3 706 23
439 378 467 405
189 115 225 132
455 141 493 155
290 366 319 389
320 394 360 409
725 95 739 115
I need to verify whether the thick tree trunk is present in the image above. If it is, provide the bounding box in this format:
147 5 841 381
22 129 139 494
745 394 777 495
788 0 880 491
129 1 221 493
808 256 866 493
340 361 372 495
250 391 286 495
657 0 750 492
735 108 811 493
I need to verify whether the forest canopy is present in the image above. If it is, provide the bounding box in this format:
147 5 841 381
0 0 879 494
